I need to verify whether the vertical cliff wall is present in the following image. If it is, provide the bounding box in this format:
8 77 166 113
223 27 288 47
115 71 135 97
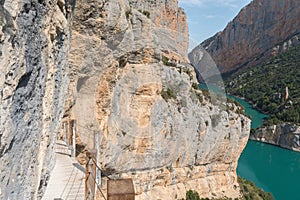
128 0 189 59
0 0 73 199
197 0 300 75
67 0 251 199
0 0 251 199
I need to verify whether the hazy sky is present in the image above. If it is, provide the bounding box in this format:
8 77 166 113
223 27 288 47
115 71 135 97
178 0 252 49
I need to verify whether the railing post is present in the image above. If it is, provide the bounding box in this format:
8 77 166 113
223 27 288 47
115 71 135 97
67 120 72 146
63 121 67 144
85 151 96 200
71 120 76 158
94 131 101 186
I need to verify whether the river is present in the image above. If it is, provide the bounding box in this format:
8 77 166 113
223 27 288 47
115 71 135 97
233 95 300 200
199 84 300 200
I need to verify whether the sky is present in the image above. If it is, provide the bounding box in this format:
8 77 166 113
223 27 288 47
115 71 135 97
178 0 252 49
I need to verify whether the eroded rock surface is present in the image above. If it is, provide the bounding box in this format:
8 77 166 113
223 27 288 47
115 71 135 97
0 0 73 199
0 0 251 199
67 0 251 199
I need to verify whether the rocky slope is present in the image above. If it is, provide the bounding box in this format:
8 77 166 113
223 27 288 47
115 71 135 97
250 124 300 152
192 0 300 75
66 0 251 199
0 0 73 199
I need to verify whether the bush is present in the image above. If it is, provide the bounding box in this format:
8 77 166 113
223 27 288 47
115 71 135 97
125 10 132 19
238 177 274 200
143 10 150 18
162 55 176 67
201 89 211 101
186 190 200 200
192 83 199 90
182 178 274 200
161 87 177 101
138 9 150 18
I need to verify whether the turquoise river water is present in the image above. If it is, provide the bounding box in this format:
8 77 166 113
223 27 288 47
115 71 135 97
199 84 300 200
232 95 300 200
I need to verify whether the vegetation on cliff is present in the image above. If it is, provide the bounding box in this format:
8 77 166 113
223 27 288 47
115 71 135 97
238 177 273 200
182 177 273 200
226 45 300 126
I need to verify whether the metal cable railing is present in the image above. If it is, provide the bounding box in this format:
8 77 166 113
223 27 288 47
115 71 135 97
85 156 107 200
61 119 134 200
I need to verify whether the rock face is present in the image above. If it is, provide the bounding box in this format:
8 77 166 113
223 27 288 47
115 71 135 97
0 0 73 199
0 0 251 199
250 124 300 152
195 0 300 75
128 0 189 59
67 0 251 199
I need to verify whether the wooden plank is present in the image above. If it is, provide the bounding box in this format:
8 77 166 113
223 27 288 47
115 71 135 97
85 151 96 200
107 179 135 200
67 120 72 146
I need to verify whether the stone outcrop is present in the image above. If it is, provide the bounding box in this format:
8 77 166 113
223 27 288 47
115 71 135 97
194 0 300 75
0 0 73 199
250 124 300 152
67 0 251 199
128 0 189 60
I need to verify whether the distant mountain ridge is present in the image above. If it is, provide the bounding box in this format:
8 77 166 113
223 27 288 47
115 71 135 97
190 0 300 75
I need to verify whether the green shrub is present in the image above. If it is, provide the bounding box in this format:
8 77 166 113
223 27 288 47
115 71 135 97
186 190 200 200
138 9 150 18
162 56 169 65
125 10 132 19
182 67 194 80
201 89 211 101
162 55 176 67
192 83 199 90
182 178 274 200
161 87 177 101
143 10 150 18
238 177 274 200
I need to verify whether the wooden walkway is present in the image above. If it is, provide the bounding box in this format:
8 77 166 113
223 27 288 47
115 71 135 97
42 140 85 200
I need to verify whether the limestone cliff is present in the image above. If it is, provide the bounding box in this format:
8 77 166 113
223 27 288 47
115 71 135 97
0 0 73 199
0 0 251 199
194 0 300 75
67 0 251 199
250 124 300 152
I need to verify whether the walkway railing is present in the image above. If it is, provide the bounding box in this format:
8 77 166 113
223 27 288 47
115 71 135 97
61 119 134 200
